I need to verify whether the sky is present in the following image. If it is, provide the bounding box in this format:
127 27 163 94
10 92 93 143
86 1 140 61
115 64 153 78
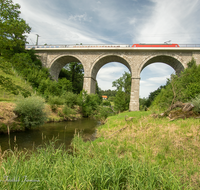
13 0 200 98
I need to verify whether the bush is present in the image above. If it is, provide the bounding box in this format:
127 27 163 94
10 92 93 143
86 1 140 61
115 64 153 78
62 92 78 108
114 90 128 112
78 90 102 117
190 94 200 113
14 96 48 128
48 96 65 112
150 59 200 111
62 105 76 117
93 106 114 123
102 100 111 106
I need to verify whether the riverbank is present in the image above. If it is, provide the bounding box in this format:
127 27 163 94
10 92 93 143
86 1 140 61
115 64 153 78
96 111 200 189
0 102 82 133
1 111 199 189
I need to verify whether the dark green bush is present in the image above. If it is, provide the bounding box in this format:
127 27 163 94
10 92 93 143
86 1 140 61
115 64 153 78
78 90 102 117
190 94 200 113
62 105 76 118
48 96 65 112
93 106 114 122
62 91 78 108
14 96 48 128
102 100 111 106
114 90 128 112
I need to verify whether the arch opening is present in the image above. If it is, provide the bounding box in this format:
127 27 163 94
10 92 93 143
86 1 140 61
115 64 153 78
139 55 185 98
140 62 175 98
50 55 82 81
91 55 131 80
50 55 84 94
96 62 131 92
140 55 184 74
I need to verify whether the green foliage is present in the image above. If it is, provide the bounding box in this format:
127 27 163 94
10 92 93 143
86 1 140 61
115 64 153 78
47 95 65 112
93 105 114 122
139 98 148 111
0 75 31 97
0 138 183 189
78 90 102 117
62 105 76 117
112 72 131 112
10 52 73 99
114 90 128 112
102 100 111 106
0 0 31 57
0 57 14 75
151 59 200 111
190 94 200 113
100 89 117 98
14 96 48 128
61 91 78 108
59 62 84 94
187 57 196 68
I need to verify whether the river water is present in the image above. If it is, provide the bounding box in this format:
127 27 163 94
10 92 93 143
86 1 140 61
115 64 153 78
0 118 99 152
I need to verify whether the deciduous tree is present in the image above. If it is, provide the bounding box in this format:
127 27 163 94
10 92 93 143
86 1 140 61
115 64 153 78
0 0 31 57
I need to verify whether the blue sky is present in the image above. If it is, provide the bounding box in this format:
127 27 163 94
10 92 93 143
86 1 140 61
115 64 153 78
13 0 200 97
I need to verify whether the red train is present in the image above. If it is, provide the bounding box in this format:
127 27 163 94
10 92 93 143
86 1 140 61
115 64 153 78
132 44 179 47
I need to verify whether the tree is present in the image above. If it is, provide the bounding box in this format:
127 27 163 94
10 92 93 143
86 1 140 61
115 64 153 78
112 71 131 111
59 62 84 94
151 59 200 111
0 0 31 57
114 90 128 112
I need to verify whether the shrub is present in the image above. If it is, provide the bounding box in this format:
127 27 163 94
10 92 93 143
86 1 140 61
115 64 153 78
78 90 102 117
48 96 65 112
62 92 78 108
48 96 65 105
62 105 76 118
102 100 111 106
93 106 114 123
114 90 128 112
14 96 48 128
190 94 200 113
150 59 200 111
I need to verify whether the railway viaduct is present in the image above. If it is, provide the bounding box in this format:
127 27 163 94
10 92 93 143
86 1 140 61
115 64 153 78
28 45 200 111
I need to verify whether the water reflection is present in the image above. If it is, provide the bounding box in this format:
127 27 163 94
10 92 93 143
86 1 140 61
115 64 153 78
0 118 98 152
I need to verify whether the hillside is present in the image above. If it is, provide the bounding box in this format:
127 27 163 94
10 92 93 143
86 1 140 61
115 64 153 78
0 58 34 102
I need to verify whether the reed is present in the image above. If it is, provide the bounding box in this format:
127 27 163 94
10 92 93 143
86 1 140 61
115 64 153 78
0 111 199 189
0 138 184 189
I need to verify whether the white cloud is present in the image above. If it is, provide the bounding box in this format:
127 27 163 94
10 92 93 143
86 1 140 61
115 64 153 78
68 13 92 22
137 0 200 44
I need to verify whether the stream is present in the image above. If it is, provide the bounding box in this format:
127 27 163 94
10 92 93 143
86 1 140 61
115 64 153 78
0 118 99 152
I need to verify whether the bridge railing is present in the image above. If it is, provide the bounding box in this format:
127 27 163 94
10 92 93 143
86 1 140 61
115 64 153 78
25 44 130 49
25 44 200 49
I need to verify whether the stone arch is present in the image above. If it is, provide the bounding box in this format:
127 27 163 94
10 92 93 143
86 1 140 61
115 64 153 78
90 54 131 79
138 54 185 77
49 54 84 80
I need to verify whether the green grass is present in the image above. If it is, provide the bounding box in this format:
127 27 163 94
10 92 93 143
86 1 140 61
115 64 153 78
1 111 199 189
0 66 34 101
0 138 185 190
97 111 200 189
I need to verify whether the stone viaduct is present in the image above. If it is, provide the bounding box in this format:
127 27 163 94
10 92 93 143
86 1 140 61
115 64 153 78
27 45 200 111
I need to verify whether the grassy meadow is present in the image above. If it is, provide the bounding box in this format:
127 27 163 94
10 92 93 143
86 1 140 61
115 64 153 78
0 111 199 189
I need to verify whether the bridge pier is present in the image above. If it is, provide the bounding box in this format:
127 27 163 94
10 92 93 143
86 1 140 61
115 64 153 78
129 78 140 111
83 76 96 94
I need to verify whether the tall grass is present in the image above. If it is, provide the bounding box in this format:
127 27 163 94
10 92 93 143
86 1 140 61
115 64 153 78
0 111 199 189
0 137 184 190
